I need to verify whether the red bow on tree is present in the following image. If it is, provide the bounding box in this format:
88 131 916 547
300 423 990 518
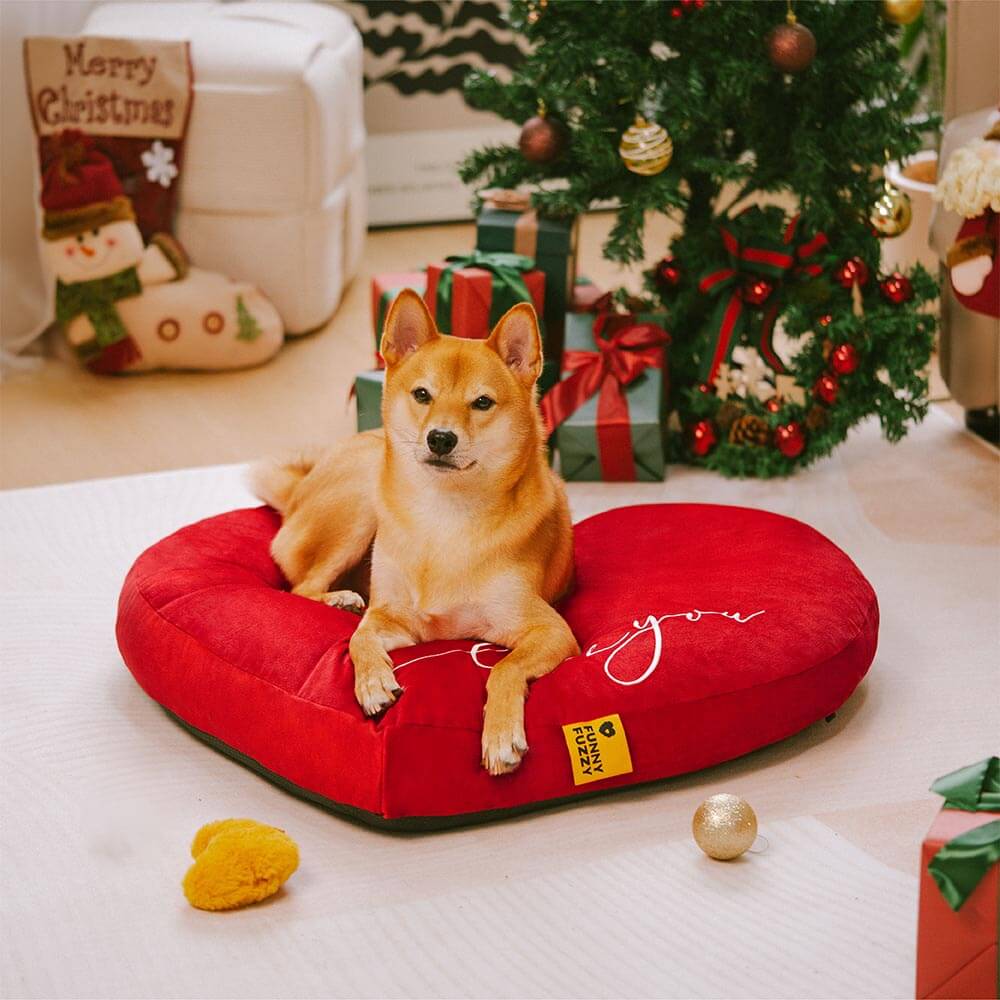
697 213 828 385
540 314 670 481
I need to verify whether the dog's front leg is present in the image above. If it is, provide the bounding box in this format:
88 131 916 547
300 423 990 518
348 607 414 716
482 602 580 776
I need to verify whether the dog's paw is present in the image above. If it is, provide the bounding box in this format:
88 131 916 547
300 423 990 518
481 716 528 776
321 590 366 614
354 661 402 717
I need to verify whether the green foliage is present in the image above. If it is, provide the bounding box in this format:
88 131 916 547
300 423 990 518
460 0 939 477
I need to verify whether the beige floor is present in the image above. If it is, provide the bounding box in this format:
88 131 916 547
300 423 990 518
1 212 972 491
2 409 997 999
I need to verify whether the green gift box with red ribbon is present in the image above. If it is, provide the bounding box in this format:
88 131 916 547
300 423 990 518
916 756 1000 999
541 311 669 482
354 369 385 433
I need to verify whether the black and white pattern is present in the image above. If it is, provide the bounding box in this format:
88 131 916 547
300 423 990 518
341 1 527 95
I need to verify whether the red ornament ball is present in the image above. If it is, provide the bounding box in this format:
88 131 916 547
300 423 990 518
670 4 683 17
775 422 806 458
834 257 870 289
690 420 718 457
830 343 859 375
879 272 914 304
814 372 839 405
765 397 782 413
741 276 774 306
655 257 682 291
519 115 565 164
765 18 817 74
818 314 832 327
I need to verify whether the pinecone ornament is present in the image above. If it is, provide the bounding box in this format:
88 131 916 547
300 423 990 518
805 404 829 431
728 413 771 447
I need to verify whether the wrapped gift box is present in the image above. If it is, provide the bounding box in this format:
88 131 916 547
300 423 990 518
371 271 427 352
916 759 1000 1000
354 369 385 433
424 257 545 341
546 311 669 482
571 276 612 314
476 202 577 354
84 2 366 335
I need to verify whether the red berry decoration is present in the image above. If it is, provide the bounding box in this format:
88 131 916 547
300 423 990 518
690 419 718 457
697 381 714 394
765 397 782 413
830 343 859 375
741 276 774 306
817 314 832 327
834 257 870 289
879 272 914 304
814 372 839 405
519 113 565 164
765 14 817 74
775 422 806 458
655 257 682 292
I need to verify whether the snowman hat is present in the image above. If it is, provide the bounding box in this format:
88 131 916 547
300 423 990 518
40 130 135 241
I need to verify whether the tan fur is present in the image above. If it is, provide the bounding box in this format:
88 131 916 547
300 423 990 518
252 290 577 774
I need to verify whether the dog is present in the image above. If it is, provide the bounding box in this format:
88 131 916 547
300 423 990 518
251 290 578 774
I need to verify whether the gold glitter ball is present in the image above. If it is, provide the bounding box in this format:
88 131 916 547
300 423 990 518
619 117 673 176
870 182 912 238
692 793 758 860
881 0 923 25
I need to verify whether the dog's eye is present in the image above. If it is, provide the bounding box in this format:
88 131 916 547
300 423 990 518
471 395 495 411
411 387 431 404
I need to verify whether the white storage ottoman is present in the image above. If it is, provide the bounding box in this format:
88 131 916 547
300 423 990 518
83 1 367 334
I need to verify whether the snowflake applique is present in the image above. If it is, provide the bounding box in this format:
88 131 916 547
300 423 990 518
141 140 179 188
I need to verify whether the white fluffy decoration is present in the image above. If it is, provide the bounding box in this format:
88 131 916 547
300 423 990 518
83 2 367 334
933 138 1000 219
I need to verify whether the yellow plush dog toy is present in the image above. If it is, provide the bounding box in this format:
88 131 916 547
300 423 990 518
183 819 299 911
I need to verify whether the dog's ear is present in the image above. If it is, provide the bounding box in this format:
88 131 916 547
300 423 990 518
487 303 543 386
380 289 439 366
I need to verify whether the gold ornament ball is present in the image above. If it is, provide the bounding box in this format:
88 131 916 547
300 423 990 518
619 117 673 176
870 183 912 237
881 0 923 25
692 793 758 860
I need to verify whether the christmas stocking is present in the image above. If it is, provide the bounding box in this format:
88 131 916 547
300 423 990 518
25 36 283 373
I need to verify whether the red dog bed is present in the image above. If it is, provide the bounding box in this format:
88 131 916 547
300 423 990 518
117 504 878 829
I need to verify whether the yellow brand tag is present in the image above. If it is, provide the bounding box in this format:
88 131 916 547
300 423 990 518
562 713 633 786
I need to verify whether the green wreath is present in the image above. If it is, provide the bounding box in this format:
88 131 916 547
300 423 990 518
643 205 937 477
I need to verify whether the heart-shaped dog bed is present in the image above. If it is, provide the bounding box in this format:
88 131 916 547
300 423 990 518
117 504 878 829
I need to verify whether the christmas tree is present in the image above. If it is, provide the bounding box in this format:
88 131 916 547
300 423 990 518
460 0 939 477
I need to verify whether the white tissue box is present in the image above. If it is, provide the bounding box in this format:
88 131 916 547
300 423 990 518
83 1 367 333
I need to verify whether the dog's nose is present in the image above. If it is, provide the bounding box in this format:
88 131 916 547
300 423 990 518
427 429 458 456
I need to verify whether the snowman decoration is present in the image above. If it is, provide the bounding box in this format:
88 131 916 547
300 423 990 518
933 118 1000 317
40 131 283 373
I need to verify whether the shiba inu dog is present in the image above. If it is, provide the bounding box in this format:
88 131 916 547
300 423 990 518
251 290 578 774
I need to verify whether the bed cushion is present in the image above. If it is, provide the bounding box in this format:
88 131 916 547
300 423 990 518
116 503 878 829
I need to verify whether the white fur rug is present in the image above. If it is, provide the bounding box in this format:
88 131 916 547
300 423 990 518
1 409 996 999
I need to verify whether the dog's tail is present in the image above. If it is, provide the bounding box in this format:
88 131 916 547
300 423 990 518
247 452 317 514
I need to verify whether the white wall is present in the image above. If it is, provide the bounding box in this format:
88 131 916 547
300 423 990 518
1 1 97 355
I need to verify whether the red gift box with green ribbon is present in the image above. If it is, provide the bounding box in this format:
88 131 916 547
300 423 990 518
916 756 1000 999
424 251 545 341
541 311 669 482
697 207 827 387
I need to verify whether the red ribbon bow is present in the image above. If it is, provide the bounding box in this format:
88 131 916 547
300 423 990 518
541 314 670 481
697 214 828 385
